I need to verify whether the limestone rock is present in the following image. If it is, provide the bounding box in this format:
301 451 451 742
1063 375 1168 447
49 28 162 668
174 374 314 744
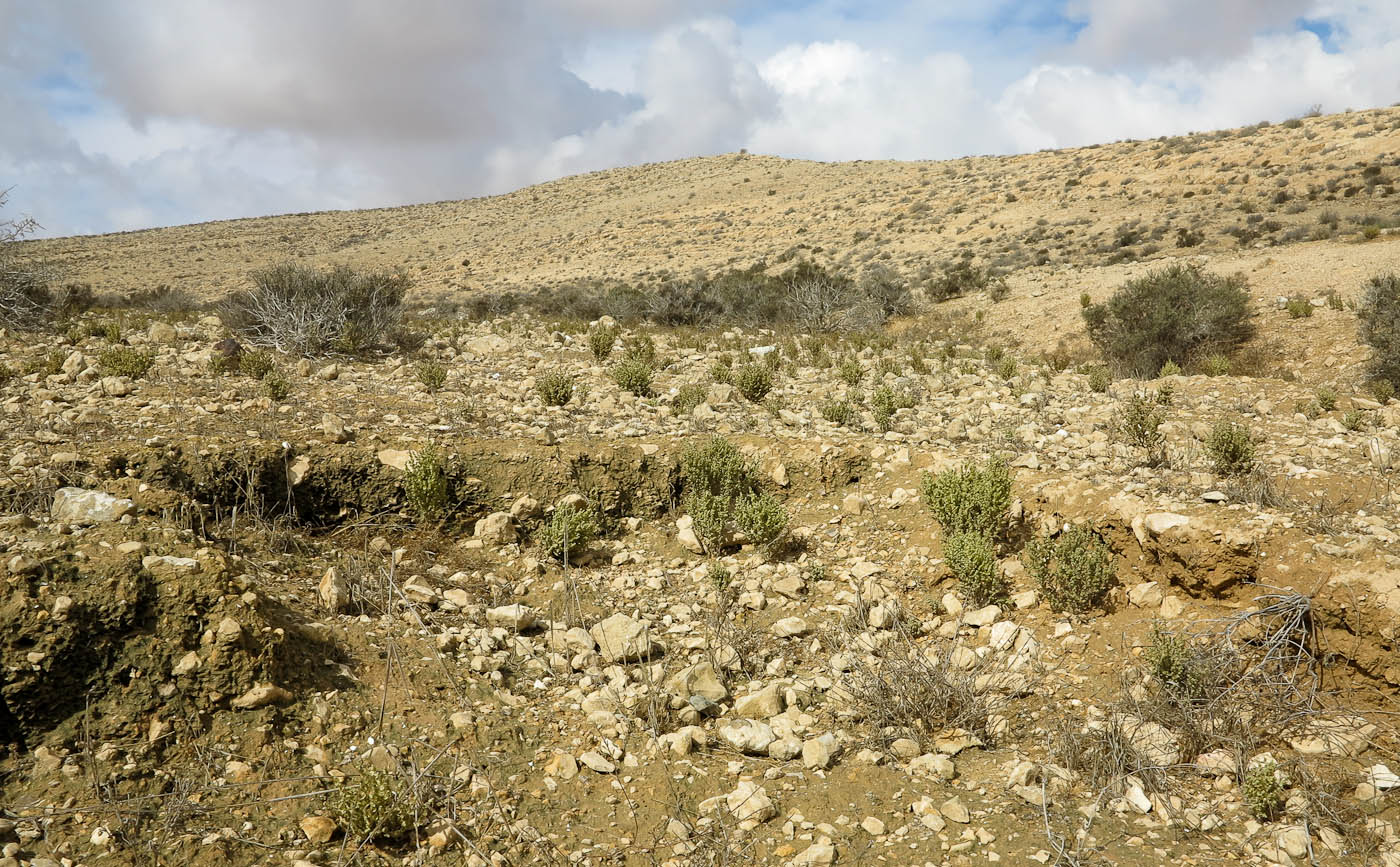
51 487 136 524
589 613 659 662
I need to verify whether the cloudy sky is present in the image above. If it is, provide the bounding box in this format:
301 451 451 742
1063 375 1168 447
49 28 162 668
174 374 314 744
2 1 1397 237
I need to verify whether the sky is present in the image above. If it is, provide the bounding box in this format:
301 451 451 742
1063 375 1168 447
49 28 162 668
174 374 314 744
1 1 1397 238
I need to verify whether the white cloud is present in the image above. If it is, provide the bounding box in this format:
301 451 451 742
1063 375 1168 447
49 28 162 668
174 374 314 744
1065 0 1313 65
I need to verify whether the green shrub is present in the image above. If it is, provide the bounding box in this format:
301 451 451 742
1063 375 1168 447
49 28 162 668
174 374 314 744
536 503 596 563
1082 264 1253 377
330 769 418 843
710 354 733 384
1342 408 1371 431
1023 525 1116 613
222 261 408 356
535 371 575 406
1242 762 1285 820
1144 628 1208 699
1363 224 1381 240
733 491 789 549
1370 378 1396 404
943 532 1007 606
403 445 450 522
681 436 757 499
921 457 1012 540
930 260 1004 301
621 333 657 366
239 349 275 379
611 359 654 396
733 362 774 402
995 357 1017 380
1205 422 1256 476
1356 273 1400 385
85 320 121 342
673 383 707 416
1285 297 1314 319
263 368 291 401
1116 392 1166 458
1158 359 1182 377
415 360 447 392
98 347 154 379
1198 354 1232 376
838 357 864 387
1315 385 1337 412
1085 364 1112 393
588 324 619 362
684 490 731 555
820 399 856 426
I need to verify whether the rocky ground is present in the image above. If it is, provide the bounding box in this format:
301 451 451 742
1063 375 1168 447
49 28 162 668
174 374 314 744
2 300 1400 867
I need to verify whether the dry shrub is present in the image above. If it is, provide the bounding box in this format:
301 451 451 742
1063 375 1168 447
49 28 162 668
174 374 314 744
222 261 409 356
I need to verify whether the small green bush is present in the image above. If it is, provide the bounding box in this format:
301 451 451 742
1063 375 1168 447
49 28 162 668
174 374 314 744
1370 378 1396 404
263 368 291 401
838 357 864 387
820 399 856 426
1085 364 1112 393
1198 354 1232 376
330 769 418 843
684 490 731 554
1205 422 1256 476
673 383 707 416
86 320 121 342
1242 762 1285 820
733 362 774 402
1144 628 1208 699
98 347 154 379
536 503 596 563
1357 273 1400 385
943 532 1007 606
995 357 1017 380
1285 297 1314 318
1023 525 1116 613
1116 392 1166 457
403 444 450 522
920 457 1012 540
415 360 447 392
1315 385 1337 412
535 371 575 406
734 491 788 549
611 359 654 396
1342 408 1371 431
681 436 757 499
588 324 619 362
621 333 657 366
1158 359 1182 377
1082 264 1253 377
239 350 275 380
710 355 733 384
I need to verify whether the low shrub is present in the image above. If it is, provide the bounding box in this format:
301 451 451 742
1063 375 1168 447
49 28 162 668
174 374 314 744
535 371 575 406
1205 421 1256 476
943 532 1007 606
733 491 789 549
414 360 447 392
1116 392 1166 458
1085 364 1112 392
1356 273 1400 385
1023 525 1116 613
1285 297 1314 318
610 359 654 396
733 362 774 402
97 347 154 379
672 383 707 416
329 769 418 843
588 323 619 362
221 261 409 356
920 457 1012 541
838 357 863 387
1242 761 1285 820
820 399 856 426
536 503 596 563
1082 264 1253 377
403 445 450 522
239 350 275 380
262 368 291 401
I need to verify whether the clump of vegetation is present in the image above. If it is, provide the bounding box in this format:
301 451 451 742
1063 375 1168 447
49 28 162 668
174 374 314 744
97 347 154 379
611 358 654 396
1206 421 1256 477
930 260 1006 301
1314 384 1337 412
1023 525 1116 614
621 333 657 366
1116 391 1166 460
820 399 856 426
415 360 447 392
1198 354 1232 376
870 384 915 432
1158 359 1182 377
537 503 597 563
85 319 121 342
1285 296 1314 318
1085 364 1112 393
920 457 1012 541
403 444 451 522
262 368 291 401
1342 408 1371 431
734 491 789 550
672 383 707 416
239 349 275 380
1144 627 1209 699
680 436 765 555
1082 264 1253 377
1242 762 1285 821
329 769 419 843
1370 378 1396 404
222 261 409 356
733 362 774 402
943 532 1007 606
588 323 619 362
535 371 575 406
1356 273 1400 386
838 356 864 387
0 188 57 330
710 354 733 384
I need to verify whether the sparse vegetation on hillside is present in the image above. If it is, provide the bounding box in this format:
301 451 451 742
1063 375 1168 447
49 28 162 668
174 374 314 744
1357 272 1400 388
222 261 409 356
